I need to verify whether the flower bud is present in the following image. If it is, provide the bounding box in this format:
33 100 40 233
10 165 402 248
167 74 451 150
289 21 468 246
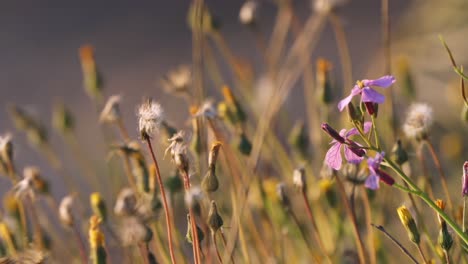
237 132 252 156
347 102 362 123
292 167 306 193
207 201 223 234
52 101 75 134
397 205 420 244
79 45 103 101
222 86 246 125
321 123 345 143
90 192 107 222
435 199 453 251
316 58 333 104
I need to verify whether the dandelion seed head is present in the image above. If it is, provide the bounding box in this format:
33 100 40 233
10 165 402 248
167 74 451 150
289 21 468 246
59 195 75 226
239 1 258 25
137 99 164 139
119 217 152 246
403 103 433 140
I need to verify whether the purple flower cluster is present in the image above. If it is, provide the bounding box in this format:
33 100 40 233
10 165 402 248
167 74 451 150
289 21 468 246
321 75 398 190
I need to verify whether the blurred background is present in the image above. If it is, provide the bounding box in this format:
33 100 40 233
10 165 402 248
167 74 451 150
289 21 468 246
0 0 467 261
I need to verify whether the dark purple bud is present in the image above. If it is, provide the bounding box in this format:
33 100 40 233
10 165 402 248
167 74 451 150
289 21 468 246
346 141 365 157
377 169 395 186
463 161 468 197
321 123 345 143
364 102 376 116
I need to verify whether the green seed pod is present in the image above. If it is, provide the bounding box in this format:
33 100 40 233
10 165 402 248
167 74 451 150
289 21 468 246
90 193 107 222
396 56 416 100
222 86 247 125
131 153 150 194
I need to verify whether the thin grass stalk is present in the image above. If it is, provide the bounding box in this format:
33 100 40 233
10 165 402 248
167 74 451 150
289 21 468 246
286 208 321 262
381 0 397 139
145 139 177 264
335 175 367 264
212 232 223 264
423 139 453 210
266 4 292 73
72 223 88 264
138 243 150 264
328 12 353 94
151 223 171 264
361 187 376 264
371 224 418 264
417 244 428 264
300 190 331 263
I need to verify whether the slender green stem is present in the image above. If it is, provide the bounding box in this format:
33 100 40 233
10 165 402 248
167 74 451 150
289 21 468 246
385 158 468 244
463 197 467 233
370 115 381 150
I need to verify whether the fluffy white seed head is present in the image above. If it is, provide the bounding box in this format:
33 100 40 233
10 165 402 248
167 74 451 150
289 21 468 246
59 195 75 226
239 1 258 25
137 99 164 139
403 103 433 141
100 95 122 123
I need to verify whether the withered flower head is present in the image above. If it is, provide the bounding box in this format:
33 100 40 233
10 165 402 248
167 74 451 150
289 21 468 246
403 103 433 141
292 167 307 193
160 65 192 97
100 95 122 123
118 217 153 246
239 1 258 26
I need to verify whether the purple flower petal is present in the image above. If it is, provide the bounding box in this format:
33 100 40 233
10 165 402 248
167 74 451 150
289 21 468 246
362 75 395 88
361 87 385 104
325 142 342 170
365 174 380 190
344 145 364 164
337 86 361 112
363 121 372 133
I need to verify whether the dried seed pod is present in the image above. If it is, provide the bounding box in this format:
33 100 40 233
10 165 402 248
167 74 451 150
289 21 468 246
185 214 204 244
207 201 223 234
202 167 219 193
